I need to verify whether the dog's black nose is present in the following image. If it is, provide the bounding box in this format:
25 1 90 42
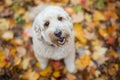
54 30 62 37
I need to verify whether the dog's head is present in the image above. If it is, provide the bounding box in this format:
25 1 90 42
33 6 73 47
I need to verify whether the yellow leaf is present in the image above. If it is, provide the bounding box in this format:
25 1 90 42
109 50 119 58
21 57 30 70
91 39 101 46
10 47 17 56
35 62 40 68
93 11 106 21
17 7 26 15
98 28 109 38
14 56 21 66
74 23 87 44
53 71 60 78
66 73 76 80
0 51 5 68
0 19 10 31
85 13 92 23
76 54 91 70
40 66 52 77
75 41 82 49
20 69 39 80
5 62 11 68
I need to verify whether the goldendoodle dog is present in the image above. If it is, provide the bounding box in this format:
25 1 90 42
32 6 75 73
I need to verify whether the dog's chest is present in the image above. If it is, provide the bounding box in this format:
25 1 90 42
41 47 68 60
34 41 69 60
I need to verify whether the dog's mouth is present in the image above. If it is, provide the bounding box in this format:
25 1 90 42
49 32 70 47
57 37 66 45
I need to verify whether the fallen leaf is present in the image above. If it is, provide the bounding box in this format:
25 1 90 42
66 73 76 80
72 12 84 23
107 36 115 45
0 19 10 31
93 11 106 21
11 38 24 46
0 51 5 68
92 47 107 60
50 60 63 71
98 28 109 39
94 70 101 78
76 54 91 70
14 56 21 66
1 31 14 41
97 0 105 9
5 0 13 6
108 50 119 58
20 69 39 80
74 23 87 44
84 13 92 23
70 0 80 5
21 57 30 70
65 7 74 15
17 46 26 57
53 71 61 78
40 66 52 77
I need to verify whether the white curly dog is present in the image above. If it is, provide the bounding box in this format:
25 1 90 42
32 6 75 73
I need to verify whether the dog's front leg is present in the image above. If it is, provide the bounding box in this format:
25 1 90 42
37 56 48 70
64 53 75 73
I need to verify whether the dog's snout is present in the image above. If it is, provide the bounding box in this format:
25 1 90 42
54 30 62 37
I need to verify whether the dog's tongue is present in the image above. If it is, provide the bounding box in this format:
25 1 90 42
57 37 65 45
59 37 64 42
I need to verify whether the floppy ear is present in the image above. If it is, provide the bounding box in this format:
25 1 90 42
32 20 43 41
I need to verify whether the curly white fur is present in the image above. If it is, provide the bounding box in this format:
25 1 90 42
32 6 75 72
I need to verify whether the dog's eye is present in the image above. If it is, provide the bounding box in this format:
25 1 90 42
58 16 63 21
44 21 49 27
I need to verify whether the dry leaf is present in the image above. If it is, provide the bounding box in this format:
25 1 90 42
0 19 10 31
53 71 61 78
20 69 39 80
76 54 91 70
92 47 107 60
11 38 24 46
14 56 21 66
65 7 74 15
0 51 6 68
74 23 87 44
40 66 52 77
17 47 26 57
93 11 106 21
108 50 119 58
98 28 109 39
66 73 76 80
21 57 30 70
72 12 84 23
1 31 14 41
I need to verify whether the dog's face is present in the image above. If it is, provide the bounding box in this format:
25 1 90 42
33 6 73 47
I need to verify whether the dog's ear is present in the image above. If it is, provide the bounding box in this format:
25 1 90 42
33 20 41 33
32 20 43 41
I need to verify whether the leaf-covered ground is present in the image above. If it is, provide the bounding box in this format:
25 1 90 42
0 0 120 80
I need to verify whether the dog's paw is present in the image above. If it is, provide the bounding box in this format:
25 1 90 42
66 63 75 73
40 63 47 70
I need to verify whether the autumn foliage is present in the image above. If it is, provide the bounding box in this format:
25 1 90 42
0 0 120 80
